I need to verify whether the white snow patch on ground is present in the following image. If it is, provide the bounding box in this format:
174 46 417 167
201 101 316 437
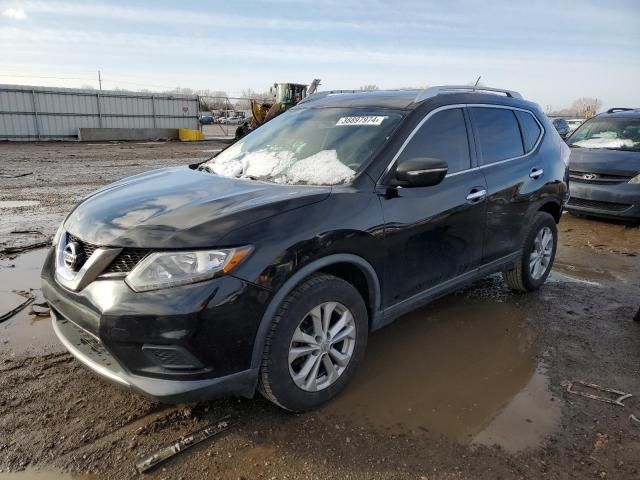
203 148 355 185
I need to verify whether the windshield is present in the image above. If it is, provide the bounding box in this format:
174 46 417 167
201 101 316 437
568 117 640 152
200 107 404 185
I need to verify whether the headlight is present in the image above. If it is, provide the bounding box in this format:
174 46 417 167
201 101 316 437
52 222 65 247
629 174 640 184
125 246 253 292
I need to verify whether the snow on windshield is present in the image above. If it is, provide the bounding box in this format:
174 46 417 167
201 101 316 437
203 146 355 185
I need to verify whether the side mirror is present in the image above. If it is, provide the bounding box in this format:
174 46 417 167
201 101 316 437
395 157 448 187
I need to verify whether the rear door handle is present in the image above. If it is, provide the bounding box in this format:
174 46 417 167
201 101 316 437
466 188 487 202
530 168 544 179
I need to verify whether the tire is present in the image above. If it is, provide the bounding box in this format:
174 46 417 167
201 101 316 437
258 273 368 411
502 212 558 292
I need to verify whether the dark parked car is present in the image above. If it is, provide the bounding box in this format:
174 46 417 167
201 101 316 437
43 86 569 411
565 108 640 221
199 114 213 125
552 118 571 139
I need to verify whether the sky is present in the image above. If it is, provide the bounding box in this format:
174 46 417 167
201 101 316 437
0 0 639 112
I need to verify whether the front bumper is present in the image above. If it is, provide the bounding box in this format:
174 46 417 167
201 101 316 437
42 247 269 403
566 182 640 220
51 309 258 403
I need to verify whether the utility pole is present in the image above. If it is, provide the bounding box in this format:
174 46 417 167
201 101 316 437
98 70 102 90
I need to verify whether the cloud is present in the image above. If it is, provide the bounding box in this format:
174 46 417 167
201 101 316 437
2 7 27 20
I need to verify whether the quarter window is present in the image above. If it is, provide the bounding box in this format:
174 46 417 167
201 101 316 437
396 108 471 174
472 107 524 164
515 110 542 152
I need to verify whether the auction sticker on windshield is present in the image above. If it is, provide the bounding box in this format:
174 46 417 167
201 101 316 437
336 116 387 126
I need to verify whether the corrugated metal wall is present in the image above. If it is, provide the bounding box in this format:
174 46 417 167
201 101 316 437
0 84 200 140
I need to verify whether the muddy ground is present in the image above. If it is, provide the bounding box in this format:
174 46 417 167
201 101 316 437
0 141 639 480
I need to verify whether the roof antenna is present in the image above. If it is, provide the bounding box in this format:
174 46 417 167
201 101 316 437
473 76 482 89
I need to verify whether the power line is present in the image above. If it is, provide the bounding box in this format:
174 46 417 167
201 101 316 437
0 73 96 81
0 72 180 90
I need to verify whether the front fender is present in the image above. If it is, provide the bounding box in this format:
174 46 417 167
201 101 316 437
248 253 382 370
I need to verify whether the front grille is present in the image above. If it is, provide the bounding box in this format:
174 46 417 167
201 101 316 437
104 249 150 274
567 197 632 212
67 234 150 274
569 170 633 185
68 234 97 261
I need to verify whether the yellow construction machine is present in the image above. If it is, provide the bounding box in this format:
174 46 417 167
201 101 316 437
235 79 321 138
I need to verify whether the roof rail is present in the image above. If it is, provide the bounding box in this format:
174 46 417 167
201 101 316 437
606 107 636 114
415 85 523 103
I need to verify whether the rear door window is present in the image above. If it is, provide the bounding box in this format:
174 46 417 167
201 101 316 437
396 108 471 174
472 107 524 164
515 110 542 152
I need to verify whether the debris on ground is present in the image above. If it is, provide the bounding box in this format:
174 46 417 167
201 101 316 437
0 292 35 323
592 433 609 451
0 240 51 256
0 172 33 178
28 302 51 317
564 380 632 406
631 414 640 426
10 229 44 235
135 417 231 474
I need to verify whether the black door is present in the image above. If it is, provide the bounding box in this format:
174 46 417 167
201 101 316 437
468 107 545 265
380 107 487 307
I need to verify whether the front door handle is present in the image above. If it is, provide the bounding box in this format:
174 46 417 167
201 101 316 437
530 168 544 179
466 188 487 202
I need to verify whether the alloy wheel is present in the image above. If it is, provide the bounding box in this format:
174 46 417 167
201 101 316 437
529 226 554 280
288 301 356 392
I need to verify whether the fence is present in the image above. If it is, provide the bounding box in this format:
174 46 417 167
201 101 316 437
0 84 200 140
198 95 268 137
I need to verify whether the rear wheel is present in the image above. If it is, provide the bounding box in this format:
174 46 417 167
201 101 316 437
258 273 368 411
502 212 557 291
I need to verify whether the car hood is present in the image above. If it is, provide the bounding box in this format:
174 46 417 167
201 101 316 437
64 166 331 248
569 147 640 177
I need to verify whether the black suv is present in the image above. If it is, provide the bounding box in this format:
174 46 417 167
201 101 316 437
42 86 569 411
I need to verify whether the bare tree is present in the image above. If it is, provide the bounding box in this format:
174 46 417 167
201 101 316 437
571 97 602 118
359 84 380 91
549 97 602 118
198 91 230 112
235 88 272 110
166 87 195 95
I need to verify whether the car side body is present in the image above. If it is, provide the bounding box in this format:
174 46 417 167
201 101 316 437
42 88 569 406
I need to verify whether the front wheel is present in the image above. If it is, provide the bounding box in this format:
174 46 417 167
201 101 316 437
502 212 558 292
257 273 368 411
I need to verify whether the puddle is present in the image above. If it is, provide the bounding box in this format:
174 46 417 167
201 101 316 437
554 244 636 285
548 270 602 286
0 470 94 479
553 261 615 283
0 200 40 209
473 365 561 452
323 296 560 452
0 248 60 354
